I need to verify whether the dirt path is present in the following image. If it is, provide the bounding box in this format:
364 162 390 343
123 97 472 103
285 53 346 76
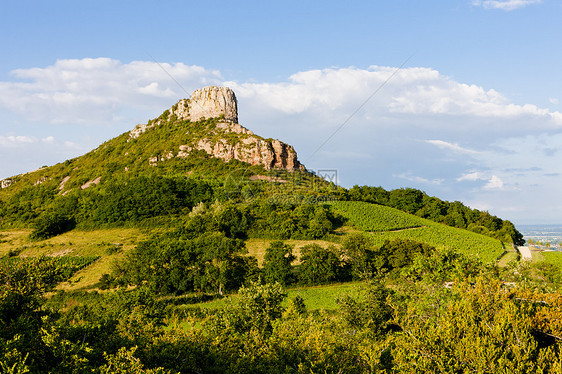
517 246 532 261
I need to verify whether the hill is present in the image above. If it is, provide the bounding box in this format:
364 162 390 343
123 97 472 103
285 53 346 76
4 86 562 374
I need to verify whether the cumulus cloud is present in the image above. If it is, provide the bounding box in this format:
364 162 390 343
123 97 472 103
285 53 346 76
227 65 562 137
0 58 222 125
457 172 483 182
394 173 444 185
472 0 542 11
0 135 35 146
484 175 505 189
457 172 506 191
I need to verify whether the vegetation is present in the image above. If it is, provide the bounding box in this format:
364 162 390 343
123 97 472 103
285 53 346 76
331 200 505 263
0 101 553 373
345 185 524 244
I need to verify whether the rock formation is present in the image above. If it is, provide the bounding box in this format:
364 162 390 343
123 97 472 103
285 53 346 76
170 86 238 123
131 86 305 172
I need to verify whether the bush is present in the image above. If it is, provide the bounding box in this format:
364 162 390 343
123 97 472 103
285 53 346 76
30 211 75 240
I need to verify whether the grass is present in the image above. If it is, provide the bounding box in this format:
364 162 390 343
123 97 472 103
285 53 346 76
284 282 362 311
0 228 147 291
497 249 519 267
178 281 363 313
329 201 424 231
540 251 562 267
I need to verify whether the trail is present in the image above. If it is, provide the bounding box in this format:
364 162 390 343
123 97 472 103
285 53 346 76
517 246 533 261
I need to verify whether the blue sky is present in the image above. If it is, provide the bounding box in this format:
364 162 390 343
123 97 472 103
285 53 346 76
1 0 561 224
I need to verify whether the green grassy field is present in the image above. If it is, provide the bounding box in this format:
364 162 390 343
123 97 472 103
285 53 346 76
329 201 425 231
177 282 363 314
330 201 505 263
0 228 146 291
540 251 562 267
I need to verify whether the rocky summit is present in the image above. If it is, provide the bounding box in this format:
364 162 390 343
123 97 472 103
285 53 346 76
130 86 305 172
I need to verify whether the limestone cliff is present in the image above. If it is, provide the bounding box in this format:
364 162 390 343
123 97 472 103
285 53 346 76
130 86 305 172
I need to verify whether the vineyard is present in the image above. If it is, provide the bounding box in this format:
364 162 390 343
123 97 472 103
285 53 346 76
1 255 100 287
330 201 505 263
329 201 426 231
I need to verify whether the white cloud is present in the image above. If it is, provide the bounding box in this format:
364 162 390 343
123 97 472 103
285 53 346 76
457 172 483 181
549 97 559 105
472 0 542 11
426 140 481 155
394 173 444 185
2 59 562 223
227 66 562 136
0 135 35 146
484 175 505 190
0 58 222 125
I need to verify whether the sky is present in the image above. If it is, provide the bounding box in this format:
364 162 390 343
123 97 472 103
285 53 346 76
0 0 561 225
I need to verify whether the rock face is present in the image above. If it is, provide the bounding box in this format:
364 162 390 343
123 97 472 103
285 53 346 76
182 136 303 171
181 86 238 123
133 86 305 172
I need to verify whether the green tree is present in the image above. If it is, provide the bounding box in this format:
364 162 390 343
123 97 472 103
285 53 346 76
298 244 341 285
30 211 75 240
263 241 295 285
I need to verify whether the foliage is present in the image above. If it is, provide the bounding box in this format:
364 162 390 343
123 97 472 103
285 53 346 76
298 243 349 285
29 211 75 240
247 201 340 240
263 241 296 285
337 281 394 337
204 281 287 335
390 278 562 372
329 200 423 231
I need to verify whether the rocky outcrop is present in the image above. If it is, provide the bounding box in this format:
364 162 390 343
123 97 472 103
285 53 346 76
1 179 13 189
176 136 303 171
168 86 238 123
136 86 305 172
81 176 102 190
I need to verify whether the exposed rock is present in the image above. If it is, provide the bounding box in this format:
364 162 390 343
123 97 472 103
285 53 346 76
136 86 305 172
1 179 13 189
170 86 238 123
59 176 70 191
149 156 159 167
34 176 49 186
81 176 102 190
180 136 304 171
129 123 155 140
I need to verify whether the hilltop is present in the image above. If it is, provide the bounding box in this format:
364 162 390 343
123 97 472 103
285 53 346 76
0 86 306 197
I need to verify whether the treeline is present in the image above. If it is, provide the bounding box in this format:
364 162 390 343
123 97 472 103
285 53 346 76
0 175 341 241
109 197 442 293
105 201 341 294
0 173 524 245
345 185 524 245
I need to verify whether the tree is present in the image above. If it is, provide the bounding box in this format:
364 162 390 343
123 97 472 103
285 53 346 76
263 241 295 285
30 211 75 240
341 233 380 279
298 244 341 285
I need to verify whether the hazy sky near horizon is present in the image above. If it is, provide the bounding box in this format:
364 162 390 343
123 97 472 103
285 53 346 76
1 0 561 225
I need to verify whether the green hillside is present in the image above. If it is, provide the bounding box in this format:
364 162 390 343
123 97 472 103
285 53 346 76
329 201 505 263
